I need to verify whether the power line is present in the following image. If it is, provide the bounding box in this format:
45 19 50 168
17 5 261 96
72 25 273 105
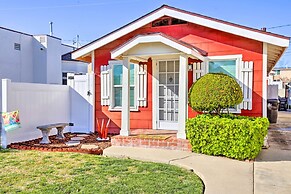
267 24 291 29
0 0 141 11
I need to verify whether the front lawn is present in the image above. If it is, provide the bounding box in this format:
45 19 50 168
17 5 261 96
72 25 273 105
0 149 204 193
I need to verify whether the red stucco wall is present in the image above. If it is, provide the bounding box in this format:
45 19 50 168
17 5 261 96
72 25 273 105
93 22 263 133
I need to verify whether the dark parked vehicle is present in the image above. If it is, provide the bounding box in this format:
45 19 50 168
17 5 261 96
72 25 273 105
278 97 288 111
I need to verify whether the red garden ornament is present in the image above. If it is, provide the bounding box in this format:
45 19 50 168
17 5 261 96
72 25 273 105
96 118 110 141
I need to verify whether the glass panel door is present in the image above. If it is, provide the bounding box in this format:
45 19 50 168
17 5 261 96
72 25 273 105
158 60 179 130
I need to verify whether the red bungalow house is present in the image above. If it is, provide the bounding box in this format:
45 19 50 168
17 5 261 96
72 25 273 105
72 5 289 140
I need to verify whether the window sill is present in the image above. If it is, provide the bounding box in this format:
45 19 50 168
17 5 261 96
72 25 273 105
108 107 139 112
202 109 241 114
221 109 241 114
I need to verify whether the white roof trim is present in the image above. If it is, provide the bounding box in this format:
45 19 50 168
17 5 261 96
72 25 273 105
72 7 289 59
111 34 205 61
164 9 289 47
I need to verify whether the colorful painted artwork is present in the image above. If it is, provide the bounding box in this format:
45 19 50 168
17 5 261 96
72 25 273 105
1 111 21 132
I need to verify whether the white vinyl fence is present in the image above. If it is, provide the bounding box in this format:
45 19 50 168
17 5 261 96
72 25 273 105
1 79 70 148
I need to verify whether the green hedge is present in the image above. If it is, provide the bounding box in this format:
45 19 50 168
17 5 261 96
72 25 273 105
186 114 269 160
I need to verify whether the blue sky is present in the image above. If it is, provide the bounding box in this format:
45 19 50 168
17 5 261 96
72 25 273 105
1 0 291 67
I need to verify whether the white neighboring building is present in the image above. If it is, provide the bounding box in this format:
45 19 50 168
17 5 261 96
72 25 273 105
0 26 88 110
61 52 88 85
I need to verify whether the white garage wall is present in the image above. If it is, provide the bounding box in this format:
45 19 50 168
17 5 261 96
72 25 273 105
46 36 63 84
1 79 70 147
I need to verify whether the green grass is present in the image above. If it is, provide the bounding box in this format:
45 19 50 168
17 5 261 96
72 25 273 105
0 149 204 194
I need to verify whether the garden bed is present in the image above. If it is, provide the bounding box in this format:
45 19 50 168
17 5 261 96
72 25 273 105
8 133 112 155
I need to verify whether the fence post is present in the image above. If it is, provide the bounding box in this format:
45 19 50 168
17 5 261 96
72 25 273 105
1 79 11 148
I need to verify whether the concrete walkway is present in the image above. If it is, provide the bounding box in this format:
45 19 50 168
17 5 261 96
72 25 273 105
104 112 291 194
255 144 291 194
254 115 291 194
103 146 253 194
253 111 291 194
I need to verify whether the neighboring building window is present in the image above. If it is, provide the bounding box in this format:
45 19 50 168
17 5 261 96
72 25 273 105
111 63 136 109
62 72 68 85
40 36 46 43
14 43 21 51
274 70 280 75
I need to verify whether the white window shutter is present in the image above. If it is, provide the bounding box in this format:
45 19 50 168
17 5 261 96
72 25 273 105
239 61 253 110
193 62 205 82
137 64 147 107
100 65 110 106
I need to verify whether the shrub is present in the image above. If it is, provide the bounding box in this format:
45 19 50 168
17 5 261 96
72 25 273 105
188 73 243 114
186 114 269 160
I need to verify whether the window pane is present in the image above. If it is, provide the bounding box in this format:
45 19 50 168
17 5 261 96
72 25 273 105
167 73 174 84
175 60 179 72
159 74 167 84
209 60 236 78
159 110 166 120
159 61 167 72
114 87 122 107
174 111 178 121
114 87 135 107
175 100 178 110
174 86 179 98
174 73 179 84
167 111 174 121
130 86 135 107
167 99 174 109
167 61 174 72
159 86 166 96
159 98 166 108
113 65 123 85
130 64 135 85
113 64 135 85
167 86 175 97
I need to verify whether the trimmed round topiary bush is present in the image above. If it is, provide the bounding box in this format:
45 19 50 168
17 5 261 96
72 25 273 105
189 73 243 114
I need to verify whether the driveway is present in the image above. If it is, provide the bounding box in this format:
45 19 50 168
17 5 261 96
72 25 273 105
255 111 291 194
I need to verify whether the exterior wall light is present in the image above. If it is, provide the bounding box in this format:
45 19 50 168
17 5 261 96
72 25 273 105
188 63 193 71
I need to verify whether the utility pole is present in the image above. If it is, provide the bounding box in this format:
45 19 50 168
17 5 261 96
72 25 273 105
76 35 80 48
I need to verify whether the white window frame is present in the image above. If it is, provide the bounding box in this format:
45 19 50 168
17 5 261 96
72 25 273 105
108 60 139 111
206 54 242 113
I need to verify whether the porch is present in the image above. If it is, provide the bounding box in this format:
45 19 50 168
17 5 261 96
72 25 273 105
109 33 207 140
111 129 192 151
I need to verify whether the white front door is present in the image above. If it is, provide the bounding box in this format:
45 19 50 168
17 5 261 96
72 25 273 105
68 73 95 133
157 59 179 130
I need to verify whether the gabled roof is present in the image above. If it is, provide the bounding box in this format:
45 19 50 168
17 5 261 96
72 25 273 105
111 32 207 60
72 5 290 60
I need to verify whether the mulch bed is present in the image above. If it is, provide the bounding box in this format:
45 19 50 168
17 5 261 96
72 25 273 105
8 133 113 155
